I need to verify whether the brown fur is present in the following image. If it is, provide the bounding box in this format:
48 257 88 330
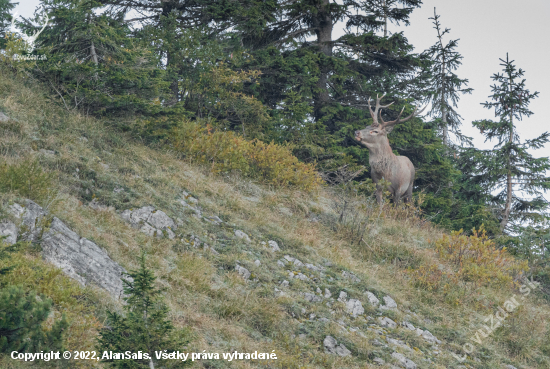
355 124 415 203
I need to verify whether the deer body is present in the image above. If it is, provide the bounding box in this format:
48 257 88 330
355 94 425 204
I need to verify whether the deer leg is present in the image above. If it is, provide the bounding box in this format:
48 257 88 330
375 188 383 204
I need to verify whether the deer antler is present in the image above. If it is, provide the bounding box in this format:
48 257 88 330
367 94 394 127
379 104 427 128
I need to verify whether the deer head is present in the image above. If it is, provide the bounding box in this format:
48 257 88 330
355 93 426 149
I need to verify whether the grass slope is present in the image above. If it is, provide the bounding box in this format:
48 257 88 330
0 65 549 369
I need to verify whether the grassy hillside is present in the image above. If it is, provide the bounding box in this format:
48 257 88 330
0 65 549 369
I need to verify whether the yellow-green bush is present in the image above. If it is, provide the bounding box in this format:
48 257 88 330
171 122 323 191
435 227 528 287
410 228 528 294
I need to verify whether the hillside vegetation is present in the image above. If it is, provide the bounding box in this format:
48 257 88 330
1 59 550 369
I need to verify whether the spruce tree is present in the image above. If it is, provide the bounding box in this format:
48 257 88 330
464 54 550 233
425 8 472 147
27 0 167 116
0 0 17 49
97 252 191 369
0 240 68 353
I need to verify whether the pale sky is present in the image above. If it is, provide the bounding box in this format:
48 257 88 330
15 0 550 158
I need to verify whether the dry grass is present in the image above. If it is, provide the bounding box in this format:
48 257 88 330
1 63 550 369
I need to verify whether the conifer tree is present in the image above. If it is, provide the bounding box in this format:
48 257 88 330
0 241 68 353
27 0 167 116
463 54 550 233
97 252 191 369
425 8 472 147
0 0 17 49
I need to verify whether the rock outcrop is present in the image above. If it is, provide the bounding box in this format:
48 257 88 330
3 200 128 298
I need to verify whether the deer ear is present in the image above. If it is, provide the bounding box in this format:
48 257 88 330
383 125 394 134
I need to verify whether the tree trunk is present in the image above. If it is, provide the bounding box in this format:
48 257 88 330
500 75 514 232
90 40 98 66
313 0 333 122
383 0 387 37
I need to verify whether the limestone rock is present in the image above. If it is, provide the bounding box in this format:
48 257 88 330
378 317 397 329
401 321 416 331
421 330 441 344
380 295 398 310
10 200 47 241
0 221 17 245
42 217 128 297
234 230 251 243
346 299 365 317
235 264 251 280
268 240 280 252
365 291 380 306
337 291 348 302
121 206 177 239
391 352 416 369
323 336 351 357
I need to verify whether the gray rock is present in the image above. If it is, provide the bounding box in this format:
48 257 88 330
421 330 441 344
0 112 10 122
378 317 397 329
277 259 285 267
380 295 398 310
391 352 416 369
414 328 424 336
0 221 17 245
401 321 416 331
121 206 177 239
147 210 176 230
267 240 280 252
234 230 251 242
235 264 251 280
365 291 380 306
305 263 320 271
337 291 348 302
504 365 518 369
283 255 305 267
346 299 365 317
278 206 293 216
254 259 261 266
323 336 351 357
41 217 128 297
324 288 332 298
280 280 289 287
204 215 223 225
10 200 47 241
342 270 361 283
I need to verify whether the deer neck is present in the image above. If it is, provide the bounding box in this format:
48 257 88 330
368 138 397 173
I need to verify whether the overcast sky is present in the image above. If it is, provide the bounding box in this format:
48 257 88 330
15 0 550 157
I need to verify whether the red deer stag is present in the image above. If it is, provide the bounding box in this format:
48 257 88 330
355 94 426 204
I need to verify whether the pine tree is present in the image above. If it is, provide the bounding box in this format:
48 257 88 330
97 252 191 369
425 8 472 147
465 54 550 233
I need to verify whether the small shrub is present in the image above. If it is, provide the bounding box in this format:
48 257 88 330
0 158 56 202
171 122 323 191
435 227 528 288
